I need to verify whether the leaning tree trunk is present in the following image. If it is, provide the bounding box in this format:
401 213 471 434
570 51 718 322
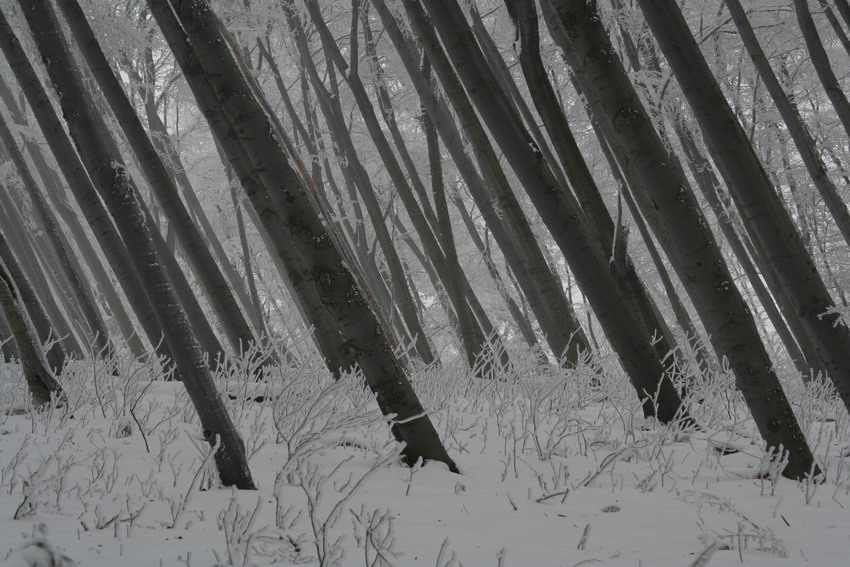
151 0 456 471
0 222 68 372
635 0 850 417
57 0 260 360
505 0 694 374
549 0 815 479
0 310 17 361
0 81 146 358
0 110 113 355
21 0 254 489
793 0 850 142
373 0 592 366
726 0 850 250
406 0 687 421
298 0 496 370
0 255 63 406
0 9 175 366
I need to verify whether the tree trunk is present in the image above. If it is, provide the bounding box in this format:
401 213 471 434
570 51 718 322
0 217 71 372
374 0 592 365
550 0 815 479
21 0 254 489
57 0 259 361
0 9 174 366
726 0 850 249
0 110 113 356
0 254 63 405
793 0 850 143
0 83 146 357
506 0 692 374
635 0 850 417
151 0 456 471
408 0 687 421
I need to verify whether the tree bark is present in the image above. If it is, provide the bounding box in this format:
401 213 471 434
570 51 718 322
0 110 113 356
635 0 850 417
0 254 63 405
793 0 850 143
407 0 688 421
57 0 259 360
0 9 173 365
550 0 815 479
726 0 850 250
21 0 254 489
374 0 592 365
151 0 456 471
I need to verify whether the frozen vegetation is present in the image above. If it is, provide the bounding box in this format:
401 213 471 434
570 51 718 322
0 344 847 567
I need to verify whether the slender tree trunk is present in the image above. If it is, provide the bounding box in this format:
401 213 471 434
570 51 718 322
0 110 113 355
727 0 850 249
816 0 850 57
833 0 850 27
0 83 146 357
407 0 687 421
506 0 691 374
151 0 456 471
0 10 174 366
0 255 63 405
0 309 17 361
57 0 259 360
550 0 815 478
21 0 254 489
0 223 68 373
454 196 543 355
299 0 486 369
635 0 850 417
374 0 592 365
793 0 850 142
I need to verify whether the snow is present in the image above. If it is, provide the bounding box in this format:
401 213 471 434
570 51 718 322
0 355 848 567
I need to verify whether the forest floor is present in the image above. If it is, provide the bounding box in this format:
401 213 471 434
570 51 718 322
0 351 847 567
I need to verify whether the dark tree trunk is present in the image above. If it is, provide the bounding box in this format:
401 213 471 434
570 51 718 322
0 224 68 373
0 254 63 405
21 0 254 489
374 0 592 366
0 9 174 366
727 0 850 249
407 0 687 421
57 0 259 360
794 0 850 140
550 0 816 479
0 82 146 358
150 0 456 471
506 0 691 374
635 0 850 417
0 110 113 355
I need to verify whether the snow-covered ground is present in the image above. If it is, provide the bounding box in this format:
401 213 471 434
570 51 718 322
0 352 847 566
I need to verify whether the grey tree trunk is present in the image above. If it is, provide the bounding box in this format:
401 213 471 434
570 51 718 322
0 309 17 361
373 0 592 365
0 110 113 356
407 0 687 421
550 0 815 479
298 0 492 370
0 82 146 358
21 0 254 489
57 0 259 361
505 0 691 374
150 0 456 471
0 254 63 405
727 0 850 249
635 0 850 417
0 9 174 366
793 0 850 140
